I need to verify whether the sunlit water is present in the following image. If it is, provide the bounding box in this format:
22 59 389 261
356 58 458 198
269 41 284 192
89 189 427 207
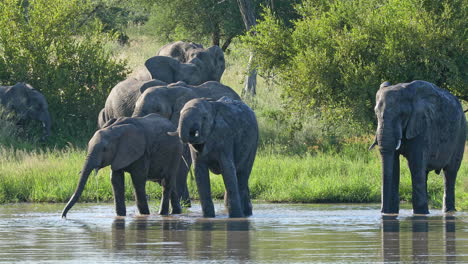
0 202 467 263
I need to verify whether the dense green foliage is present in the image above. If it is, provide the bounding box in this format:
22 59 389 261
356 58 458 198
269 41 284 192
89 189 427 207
243 0 468 128
141 0 300 50
0 0 129 146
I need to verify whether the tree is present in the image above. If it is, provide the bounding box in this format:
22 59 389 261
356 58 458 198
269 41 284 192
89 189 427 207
244 0 468 128
237 0 258 96
0 0 128 143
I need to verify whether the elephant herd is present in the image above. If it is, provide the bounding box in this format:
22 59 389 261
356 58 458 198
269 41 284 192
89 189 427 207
62 41 258 218
1 41 466 218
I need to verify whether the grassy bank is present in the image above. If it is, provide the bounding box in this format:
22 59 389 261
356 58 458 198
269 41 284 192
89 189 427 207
1 144 467 210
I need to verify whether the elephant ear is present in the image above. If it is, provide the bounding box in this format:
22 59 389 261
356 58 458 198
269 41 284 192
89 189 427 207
110 124 146 171
406 97 436 139
207 46 225 81
144 56 179 82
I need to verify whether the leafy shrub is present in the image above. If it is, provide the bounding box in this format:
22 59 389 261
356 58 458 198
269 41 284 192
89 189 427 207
0 0 129 146
244 0 468 129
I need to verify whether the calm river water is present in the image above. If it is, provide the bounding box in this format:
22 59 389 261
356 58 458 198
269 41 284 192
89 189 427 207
0 202 467 263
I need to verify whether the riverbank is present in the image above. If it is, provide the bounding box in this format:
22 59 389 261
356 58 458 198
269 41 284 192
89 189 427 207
1 144 467 210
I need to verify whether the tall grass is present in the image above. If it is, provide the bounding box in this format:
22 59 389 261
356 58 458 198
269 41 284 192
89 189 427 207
0 144 466 210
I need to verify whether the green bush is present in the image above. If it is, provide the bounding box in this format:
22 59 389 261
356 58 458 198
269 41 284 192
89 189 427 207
243 0 468 128
0 0 129 147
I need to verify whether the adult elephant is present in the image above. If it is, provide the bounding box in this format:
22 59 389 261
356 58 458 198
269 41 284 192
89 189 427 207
157 41 204 63
0 82 51 140
132 81 241 207
62 114 183 217
169 97 259 218
370 80 466 215
146 42 225 85
98 78 167 128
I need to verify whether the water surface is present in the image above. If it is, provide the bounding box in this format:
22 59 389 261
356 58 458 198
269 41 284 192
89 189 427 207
0 203 467 263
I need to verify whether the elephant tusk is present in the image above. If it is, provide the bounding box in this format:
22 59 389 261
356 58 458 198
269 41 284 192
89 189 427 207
194 130 199 138
368 141 377 151
395 139 401 150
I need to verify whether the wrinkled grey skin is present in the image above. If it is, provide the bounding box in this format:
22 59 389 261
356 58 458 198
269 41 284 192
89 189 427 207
0 82 51 140
170 97 258 218
370 80 466 215
157 41 204 63
133 81 241 123
62 114 183 217
98 78 167 128
146 42 225 85
133 81 241 206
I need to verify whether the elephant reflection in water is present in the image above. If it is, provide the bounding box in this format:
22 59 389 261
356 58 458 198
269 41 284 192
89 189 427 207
381 216 457 263
110 217 251 261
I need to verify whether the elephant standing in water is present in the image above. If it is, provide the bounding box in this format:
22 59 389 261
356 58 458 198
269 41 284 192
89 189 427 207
0 82 51 140
62 114 183 217
133 81 241 207
370 80 466 215
169 97 258 218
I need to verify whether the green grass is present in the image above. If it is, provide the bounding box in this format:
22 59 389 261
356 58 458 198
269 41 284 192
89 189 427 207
0 144 466 211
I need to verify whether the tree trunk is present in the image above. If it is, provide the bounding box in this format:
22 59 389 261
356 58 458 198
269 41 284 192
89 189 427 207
221 35 234 52
236 0 257 97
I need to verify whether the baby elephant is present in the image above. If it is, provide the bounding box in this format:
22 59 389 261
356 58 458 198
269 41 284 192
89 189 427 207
62 114 183 218
169 97 259 218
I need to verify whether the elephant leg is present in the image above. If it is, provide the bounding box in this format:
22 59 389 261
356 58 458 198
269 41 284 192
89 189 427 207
177 145 192 207
238 171 252 217
130 172 150 215
407 152 429 215
443 168 457 212
220 158 243 218
111 170 126 216
158 184 171 215
170 189 182 214
194 161 215 217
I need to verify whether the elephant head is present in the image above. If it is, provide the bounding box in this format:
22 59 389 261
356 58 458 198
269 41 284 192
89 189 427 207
1 82 51 140
62 120 146 217
169 98 215 151
133 85 197 123
144 56 203 85
372 80 440 214
186 45 225 82
157 41 204 63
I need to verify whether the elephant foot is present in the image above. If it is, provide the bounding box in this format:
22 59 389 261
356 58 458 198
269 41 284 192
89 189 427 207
381 213 399 217
413 207 429 215
171 205 182 214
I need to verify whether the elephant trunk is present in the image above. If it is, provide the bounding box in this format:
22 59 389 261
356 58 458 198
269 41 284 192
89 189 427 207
41 113 51 140
179 117 200 144
61 159 95 218
376 120 401 152
380 151 400 214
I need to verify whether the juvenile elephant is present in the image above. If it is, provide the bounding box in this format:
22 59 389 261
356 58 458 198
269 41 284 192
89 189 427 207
370 80 466 215
146 44 225 85
0 82 51 140
133 81 241 206
62 114 183 217
133 81 241 124
98 78 167 128
169 97 259 218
